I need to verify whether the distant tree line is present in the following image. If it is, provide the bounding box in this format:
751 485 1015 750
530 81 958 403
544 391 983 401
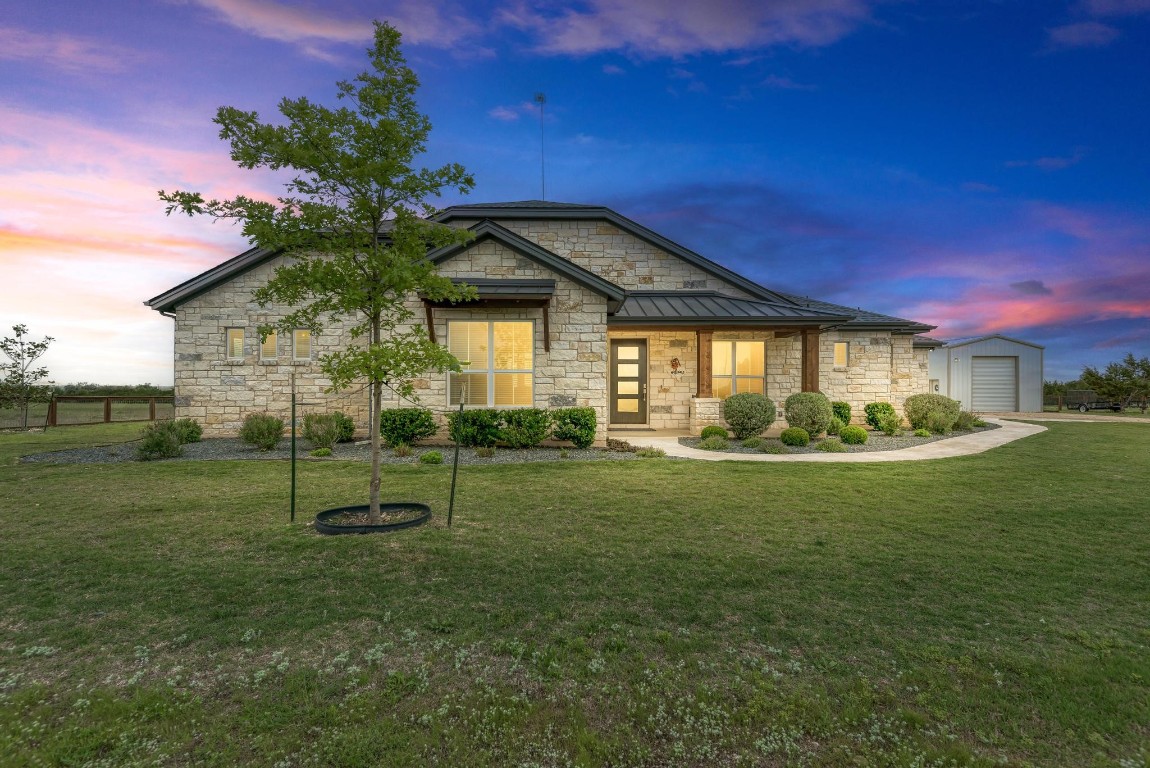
1045 353 1150 405
52 383 174 397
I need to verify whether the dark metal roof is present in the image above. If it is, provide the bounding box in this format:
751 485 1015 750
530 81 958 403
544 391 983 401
939 334 1045 350
776 293 935 334
611 291 851 327
428 219 626 311
435 202 795 306
450 278 555 298
146 245 281 314
913 335 945 348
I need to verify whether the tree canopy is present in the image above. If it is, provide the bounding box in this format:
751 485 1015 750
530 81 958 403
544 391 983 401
160 21 475 522
1080 353 1150 405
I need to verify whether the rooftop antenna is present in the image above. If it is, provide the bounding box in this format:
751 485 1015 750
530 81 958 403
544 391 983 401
534 92 546 200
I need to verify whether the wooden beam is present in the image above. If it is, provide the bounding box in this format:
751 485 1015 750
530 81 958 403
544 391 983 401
801 329 820 392
542 299 551 353
696 329 713 398
423 301 436 344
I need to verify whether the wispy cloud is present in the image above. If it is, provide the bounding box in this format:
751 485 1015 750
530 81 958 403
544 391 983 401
763 74 816 91
601 63 625 75
0 26 140 73
488 105 522 121
500 0 874 56
1005 147 1087 170
1081 0 1150 16
1045 21 1121 49
486 101 544 122
1010 279 1053 296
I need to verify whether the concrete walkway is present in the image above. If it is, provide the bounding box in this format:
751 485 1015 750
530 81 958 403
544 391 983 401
982 411 1150 424
629 418 1047 463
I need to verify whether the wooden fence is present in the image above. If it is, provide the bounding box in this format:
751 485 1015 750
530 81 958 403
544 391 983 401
46 396 176 426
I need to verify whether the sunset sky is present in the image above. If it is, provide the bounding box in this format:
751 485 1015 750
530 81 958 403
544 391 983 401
2 1 1148 385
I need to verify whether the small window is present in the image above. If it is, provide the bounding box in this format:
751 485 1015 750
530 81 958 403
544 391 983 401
226 328 244 360
293 329 312 361
833 342 849 367
260 330 278 361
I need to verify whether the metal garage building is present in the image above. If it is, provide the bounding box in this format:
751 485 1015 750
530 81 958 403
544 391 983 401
926 335 1044 413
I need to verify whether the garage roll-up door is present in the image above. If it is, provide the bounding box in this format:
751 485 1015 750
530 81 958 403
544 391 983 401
971 356 1017 412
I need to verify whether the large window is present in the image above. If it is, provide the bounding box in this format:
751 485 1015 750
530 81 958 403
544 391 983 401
226 328 245 360
448 321 534 406
712 340 765 399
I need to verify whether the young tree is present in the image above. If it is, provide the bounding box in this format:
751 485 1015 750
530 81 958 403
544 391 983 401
0 324 55 430
160 21 475 523
1081 353 1150 406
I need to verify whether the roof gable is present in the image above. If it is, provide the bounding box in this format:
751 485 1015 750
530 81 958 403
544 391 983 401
428 219 626 311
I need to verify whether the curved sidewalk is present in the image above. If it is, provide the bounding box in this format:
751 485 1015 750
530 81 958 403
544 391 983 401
634 419 1046 463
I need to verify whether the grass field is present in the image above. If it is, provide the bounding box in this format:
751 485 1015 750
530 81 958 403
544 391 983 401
1 423 1147 766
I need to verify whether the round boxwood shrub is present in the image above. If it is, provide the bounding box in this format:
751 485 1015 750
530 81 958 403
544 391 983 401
700 425 728 440
831 401 852 425
447 409 501 448
240 412 285 451
419 450 444 464
839 425 868 445
864 402 896 429
784 392 833 437
913 428 931 437
380 407 437 447
499 408 552 448
722 393 776 439
904 393 961 431
698 435 730 451
552 407 597 449
309 447 332 457
780 427 810 447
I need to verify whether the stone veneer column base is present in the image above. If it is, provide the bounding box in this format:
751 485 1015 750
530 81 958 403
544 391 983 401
689 397 724 435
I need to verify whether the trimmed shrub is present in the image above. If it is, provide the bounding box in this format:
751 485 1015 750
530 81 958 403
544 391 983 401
926 411 953 435
827 416 844 436
302 412 341 450
552 407 597 449
499 408 552 449
877 412 903 437
784 392 833 437
831 401 852 425
741 437 766 449
780 427 810 447
310 447 332 457
698 435 730 451
913 428 931 437
762 443 790 454
722 393 776 439
240 413 284 451
448 409 501 448
954 410 978 431
864 402 896 429
332 412 356 442
420 450 444 464
379 408 437 448
904 393 961 431
136 421 183 461
839 425 868 445
635 446 666 458
817 438 847 453
172 418 203 444
700 425 728 440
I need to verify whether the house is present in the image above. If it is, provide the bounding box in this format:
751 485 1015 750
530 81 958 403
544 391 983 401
927 334 1044 413
146 201 937 440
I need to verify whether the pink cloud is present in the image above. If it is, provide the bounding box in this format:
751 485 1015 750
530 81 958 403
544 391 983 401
0 26 140 73
188 0 478 53
1045 21 1120 49
501 0 874 56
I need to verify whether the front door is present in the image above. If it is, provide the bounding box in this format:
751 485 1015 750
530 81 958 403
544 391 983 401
610 339 647 424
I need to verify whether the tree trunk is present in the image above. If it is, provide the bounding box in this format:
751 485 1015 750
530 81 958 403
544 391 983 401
368 319 383 525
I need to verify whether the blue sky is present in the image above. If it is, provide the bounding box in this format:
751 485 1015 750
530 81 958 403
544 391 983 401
1 0 1147 384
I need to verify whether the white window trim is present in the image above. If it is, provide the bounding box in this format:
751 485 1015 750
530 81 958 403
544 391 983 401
260 330 278 362
447 320 535 407
712 339 767 398
833 341 850 369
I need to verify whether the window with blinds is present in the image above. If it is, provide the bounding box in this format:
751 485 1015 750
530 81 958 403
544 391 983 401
712 340 765 398
447 321 533 406
260 330 278 361
226 328 244 360
293 329 312 361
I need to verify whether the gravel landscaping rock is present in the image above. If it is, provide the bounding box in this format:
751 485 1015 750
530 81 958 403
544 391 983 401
679 423 1000 454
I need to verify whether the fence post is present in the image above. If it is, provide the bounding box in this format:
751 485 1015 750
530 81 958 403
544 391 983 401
47 398 57 427
104 398 112 423
149 398 157 421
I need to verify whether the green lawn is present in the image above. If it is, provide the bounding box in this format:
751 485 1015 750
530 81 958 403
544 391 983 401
1 423 1147 766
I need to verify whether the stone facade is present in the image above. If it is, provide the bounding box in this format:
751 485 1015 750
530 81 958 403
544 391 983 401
161 208 932 442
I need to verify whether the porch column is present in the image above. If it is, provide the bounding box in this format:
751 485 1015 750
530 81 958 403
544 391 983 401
696 329 713 397
801 329 820 392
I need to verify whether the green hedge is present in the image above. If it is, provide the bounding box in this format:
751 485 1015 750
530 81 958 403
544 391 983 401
447 409 501 448
864 402 896 429
784 392 833 437
552 407 597 449
380 408 438 447
500 408 552 448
